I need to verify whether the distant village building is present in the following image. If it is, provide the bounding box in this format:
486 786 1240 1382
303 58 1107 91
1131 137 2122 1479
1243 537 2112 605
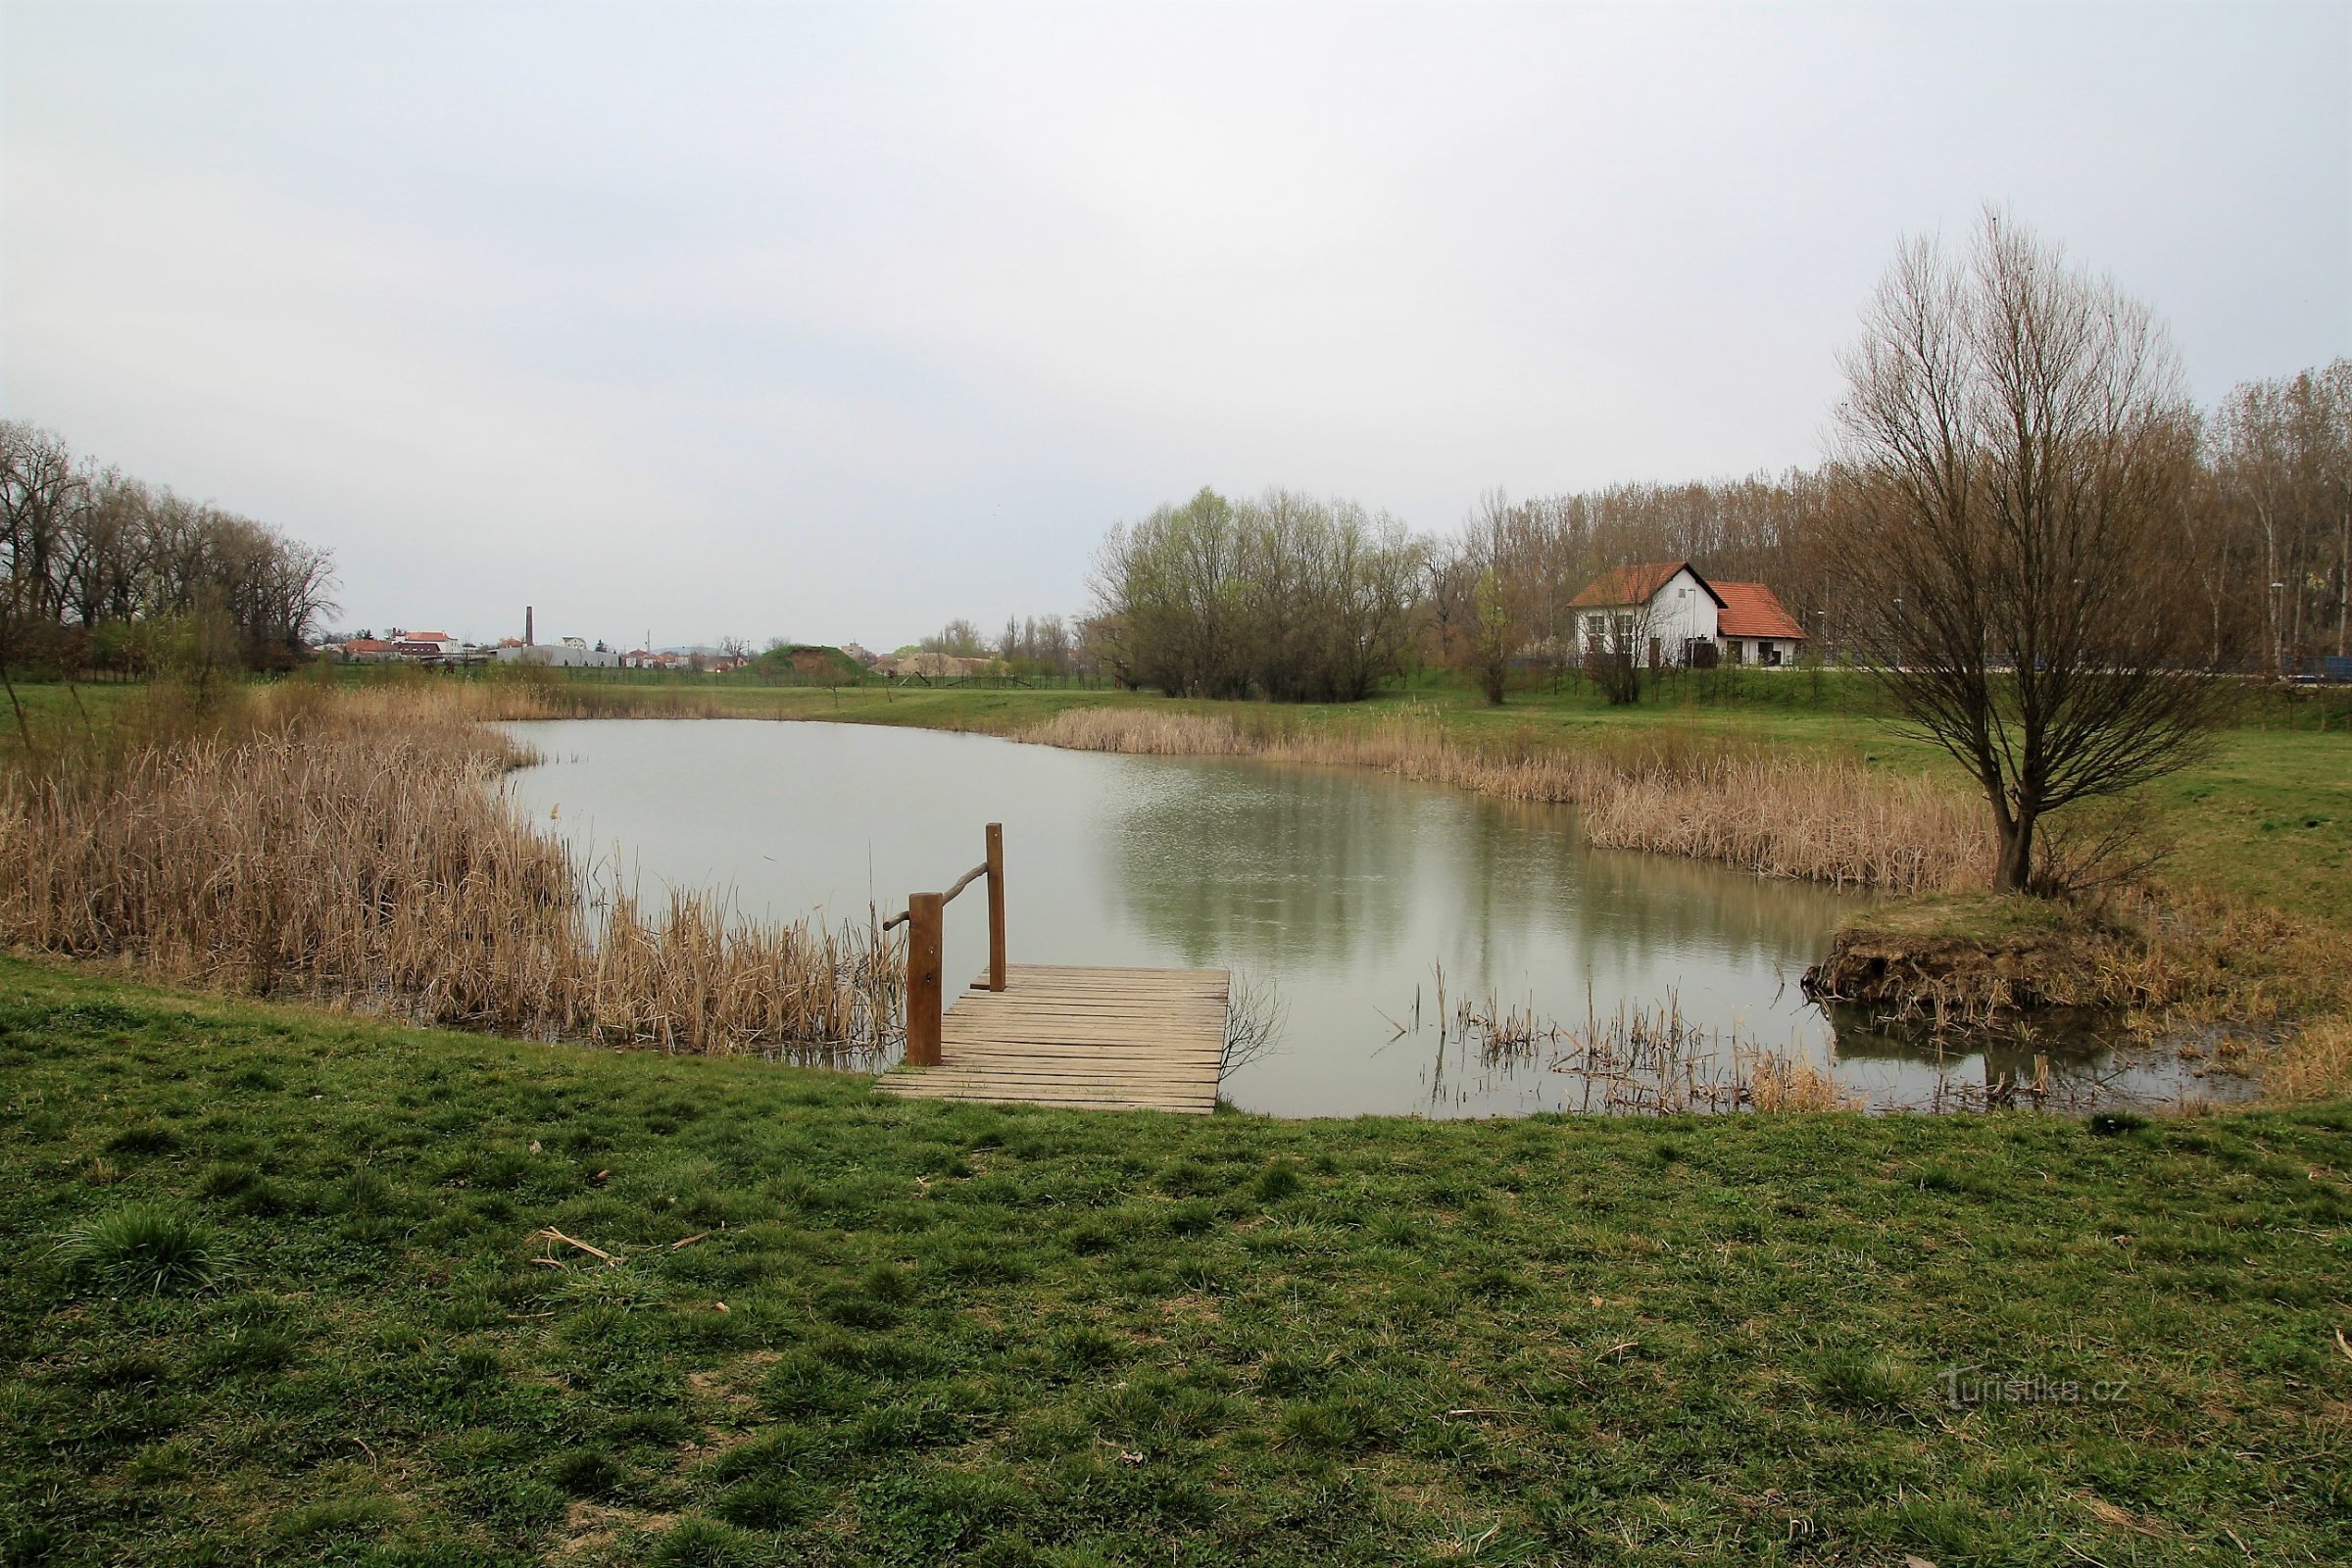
392 631 460 658
496 637 618 668
840 642 881 668
1567 563 1808 667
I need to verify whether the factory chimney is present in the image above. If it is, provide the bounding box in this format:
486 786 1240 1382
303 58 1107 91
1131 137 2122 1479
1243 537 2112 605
525 606 534 647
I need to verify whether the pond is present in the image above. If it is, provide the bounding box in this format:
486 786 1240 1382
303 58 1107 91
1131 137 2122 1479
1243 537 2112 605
504 719 2237 1118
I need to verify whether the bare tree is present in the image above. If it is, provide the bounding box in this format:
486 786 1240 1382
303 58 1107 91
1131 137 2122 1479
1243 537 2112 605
1573 584 1655 707
921 618 989 659
1432 492 1525 704
1831 210 2219 895
2208 361 2352 670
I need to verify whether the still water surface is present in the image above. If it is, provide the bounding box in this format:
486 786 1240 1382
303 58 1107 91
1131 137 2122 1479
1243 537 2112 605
504 720 2230 1118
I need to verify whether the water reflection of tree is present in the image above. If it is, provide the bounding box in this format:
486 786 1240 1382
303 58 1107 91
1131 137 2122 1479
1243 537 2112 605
1452 795 1861 984
1106 758 1864 988
1104 760 1419 967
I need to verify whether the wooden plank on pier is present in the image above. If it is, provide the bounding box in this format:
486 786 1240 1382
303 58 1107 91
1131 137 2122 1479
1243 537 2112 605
875 963 1229 1115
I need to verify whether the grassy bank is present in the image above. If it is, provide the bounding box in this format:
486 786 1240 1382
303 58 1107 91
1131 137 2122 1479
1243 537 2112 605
2 956 2347 1566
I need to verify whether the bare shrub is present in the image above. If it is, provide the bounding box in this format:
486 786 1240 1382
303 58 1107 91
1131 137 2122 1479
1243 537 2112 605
1221 970 1286 1078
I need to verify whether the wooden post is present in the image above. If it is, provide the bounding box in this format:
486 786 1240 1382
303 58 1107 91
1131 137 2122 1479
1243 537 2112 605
985 822 1006 993
906 892 945 1066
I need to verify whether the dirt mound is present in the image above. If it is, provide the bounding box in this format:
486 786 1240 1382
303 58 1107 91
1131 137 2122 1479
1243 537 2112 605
1801 898 2125 1026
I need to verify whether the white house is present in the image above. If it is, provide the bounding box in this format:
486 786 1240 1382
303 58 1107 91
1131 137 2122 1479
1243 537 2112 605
1568 563 1808 667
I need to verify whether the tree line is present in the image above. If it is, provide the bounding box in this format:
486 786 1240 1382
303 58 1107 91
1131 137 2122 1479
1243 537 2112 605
1 422 338 679
1056 351 2345 709
1089 488 1424 702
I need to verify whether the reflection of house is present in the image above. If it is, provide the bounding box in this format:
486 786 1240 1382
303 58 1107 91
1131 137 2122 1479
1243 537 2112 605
1568 563 1807 667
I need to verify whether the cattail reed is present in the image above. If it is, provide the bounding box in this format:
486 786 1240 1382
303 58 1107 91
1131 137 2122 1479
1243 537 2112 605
1024 706 1989 893
0 686 898 1059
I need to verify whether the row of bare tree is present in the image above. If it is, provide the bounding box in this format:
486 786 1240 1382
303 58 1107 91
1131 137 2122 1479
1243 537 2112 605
2202 362 2352 670
1089 487 1424 701
1008 335 2339 710
1416 354 2347 695
1 422 338 678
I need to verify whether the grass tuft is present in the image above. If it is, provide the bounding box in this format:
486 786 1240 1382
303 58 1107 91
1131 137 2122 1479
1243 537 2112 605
57 1202 222 1297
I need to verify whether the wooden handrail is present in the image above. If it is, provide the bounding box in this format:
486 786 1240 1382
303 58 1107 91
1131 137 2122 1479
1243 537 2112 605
892 824 1007 1066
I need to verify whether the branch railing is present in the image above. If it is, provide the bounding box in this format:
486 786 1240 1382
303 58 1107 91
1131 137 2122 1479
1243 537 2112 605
881 822 1005 1065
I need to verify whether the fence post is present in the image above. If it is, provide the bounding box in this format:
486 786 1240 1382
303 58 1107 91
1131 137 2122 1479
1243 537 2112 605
985 822 1006 992
906 892 945 1066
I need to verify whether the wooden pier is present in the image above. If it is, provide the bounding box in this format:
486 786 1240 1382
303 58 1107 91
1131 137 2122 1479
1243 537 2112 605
873 827 1229 1115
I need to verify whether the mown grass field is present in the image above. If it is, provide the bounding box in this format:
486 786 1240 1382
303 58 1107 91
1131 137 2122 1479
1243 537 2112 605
3 956 2347 1566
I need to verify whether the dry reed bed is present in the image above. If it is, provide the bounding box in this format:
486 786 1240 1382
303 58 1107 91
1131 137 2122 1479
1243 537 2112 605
1026 707 1989 893
0 691 897 1057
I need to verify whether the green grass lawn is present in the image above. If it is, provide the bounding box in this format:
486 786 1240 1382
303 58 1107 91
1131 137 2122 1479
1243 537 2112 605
4 956 2347 1566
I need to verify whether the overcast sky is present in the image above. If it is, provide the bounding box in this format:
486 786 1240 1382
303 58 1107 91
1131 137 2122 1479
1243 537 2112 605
4 2 2346 649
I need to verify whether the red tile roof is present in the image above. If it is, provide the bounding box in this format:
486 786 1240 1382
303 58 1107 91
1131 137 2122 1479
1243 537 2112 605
1569 562 1727 611
1713 582 1807 640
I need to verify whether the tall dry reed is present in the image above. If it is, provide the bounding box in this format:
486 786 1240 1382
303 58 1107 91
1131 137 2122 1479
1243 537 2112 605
2263 1015 2352 1102
1025 706 1989 893
0 687 897 1057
